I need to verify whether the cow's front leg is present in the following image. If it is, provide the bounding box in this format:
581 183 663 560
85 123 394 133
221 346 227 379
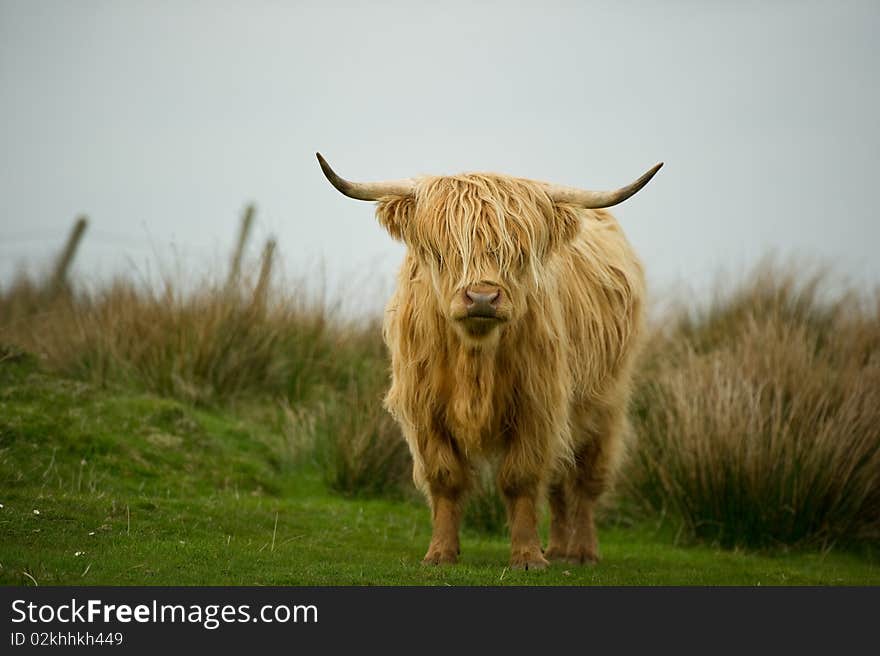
498 447 549 570
418 434 469 565
423 492 462 565
505 492 547 570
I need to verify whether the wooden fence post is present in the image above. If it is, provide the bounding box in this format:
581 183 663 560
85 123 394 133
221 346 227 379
253 237 276 313
226 204 255 292
49 215 88 297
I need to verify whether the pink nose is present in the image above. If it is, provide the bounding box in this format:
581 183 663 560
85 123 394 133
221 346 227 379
464 286 501 318
465 289 500 307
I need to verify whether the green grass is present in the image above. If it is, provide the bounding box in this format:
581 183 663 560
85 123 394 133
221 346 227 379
1 355 877 586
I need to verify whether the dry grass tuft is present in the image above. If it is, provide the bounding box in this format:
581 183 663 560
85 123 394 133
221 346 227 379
0 272 378 405
305 372 412 498
624 265 880 548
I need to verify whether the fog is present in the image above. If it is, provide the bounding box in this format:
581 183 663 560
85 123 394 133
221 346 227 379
2 1 878 313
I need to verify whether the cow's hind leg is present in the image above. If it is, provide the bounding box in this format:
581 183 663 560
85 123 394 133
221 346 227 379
566 407 626 565
543 479 573 562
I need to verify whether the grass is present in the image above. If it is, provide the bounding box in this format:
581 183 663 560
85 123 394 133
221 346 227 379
6 491 877 586
0 273 382 406
1 353 877 586
624 268 880 549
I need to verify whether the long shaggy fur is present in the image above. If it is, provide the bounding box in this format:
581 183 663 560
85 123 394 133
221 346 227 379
377 172 645 565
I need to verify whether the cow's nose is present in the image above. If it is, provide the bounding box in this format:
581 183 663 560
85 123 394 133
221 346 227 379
464 287 501 317
465 289 500 306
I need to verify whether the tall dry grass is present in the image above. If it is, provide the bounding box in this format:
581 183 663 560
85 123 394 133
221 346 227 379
285 369 412 499
625 267 880 549
0 273 377 404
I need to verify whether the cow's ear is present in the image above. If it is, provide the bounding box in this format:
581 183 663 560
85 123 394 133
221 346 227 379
375 195 415 243
547 203 581 253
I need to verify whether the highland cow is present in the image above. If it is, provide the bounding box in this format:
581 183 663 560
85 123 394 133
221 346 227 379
318 153 661 569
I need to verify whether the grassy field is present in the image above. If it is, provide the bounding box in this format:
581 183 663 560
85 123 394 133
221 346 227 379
1 218 878 585
1 353 877 586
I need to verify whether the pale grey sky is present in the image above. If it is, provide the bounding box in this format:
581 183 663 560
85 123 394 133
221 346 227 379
1 1 878 312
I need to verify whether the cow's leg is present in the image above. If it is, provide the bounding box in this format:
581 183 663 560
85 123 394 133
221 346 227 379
566 409 626 565
423 489 463 565
418 433 469 565
543 479 573 561
498 445 549 571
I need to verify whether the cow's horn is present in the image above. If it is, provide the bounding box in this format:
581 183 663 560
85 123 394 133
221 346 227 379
316 153 416 201
544 162 664 209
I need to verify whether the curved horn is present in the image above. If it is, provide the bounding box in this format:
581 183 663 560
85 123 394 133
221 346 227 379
316 153 415 201
544 162 664 209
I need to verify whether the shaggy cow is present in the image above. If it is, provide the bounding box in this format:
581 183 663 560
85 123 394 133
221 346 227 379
317 153 661 569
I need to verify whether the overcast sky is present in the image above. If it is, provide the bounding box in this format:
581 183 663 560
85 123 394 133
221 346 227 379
1 1 878 312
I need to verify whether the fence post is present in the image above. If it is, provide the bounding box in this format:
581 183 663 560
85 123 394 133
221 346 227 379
49 215 88 297
253 237 276 314
226 203 255 292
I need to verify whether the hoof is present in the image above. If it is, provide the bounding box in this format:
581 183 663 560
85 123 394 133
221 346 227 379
565 547 600 566
543 545 571 563
422 548 458 565
510 549 549 571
